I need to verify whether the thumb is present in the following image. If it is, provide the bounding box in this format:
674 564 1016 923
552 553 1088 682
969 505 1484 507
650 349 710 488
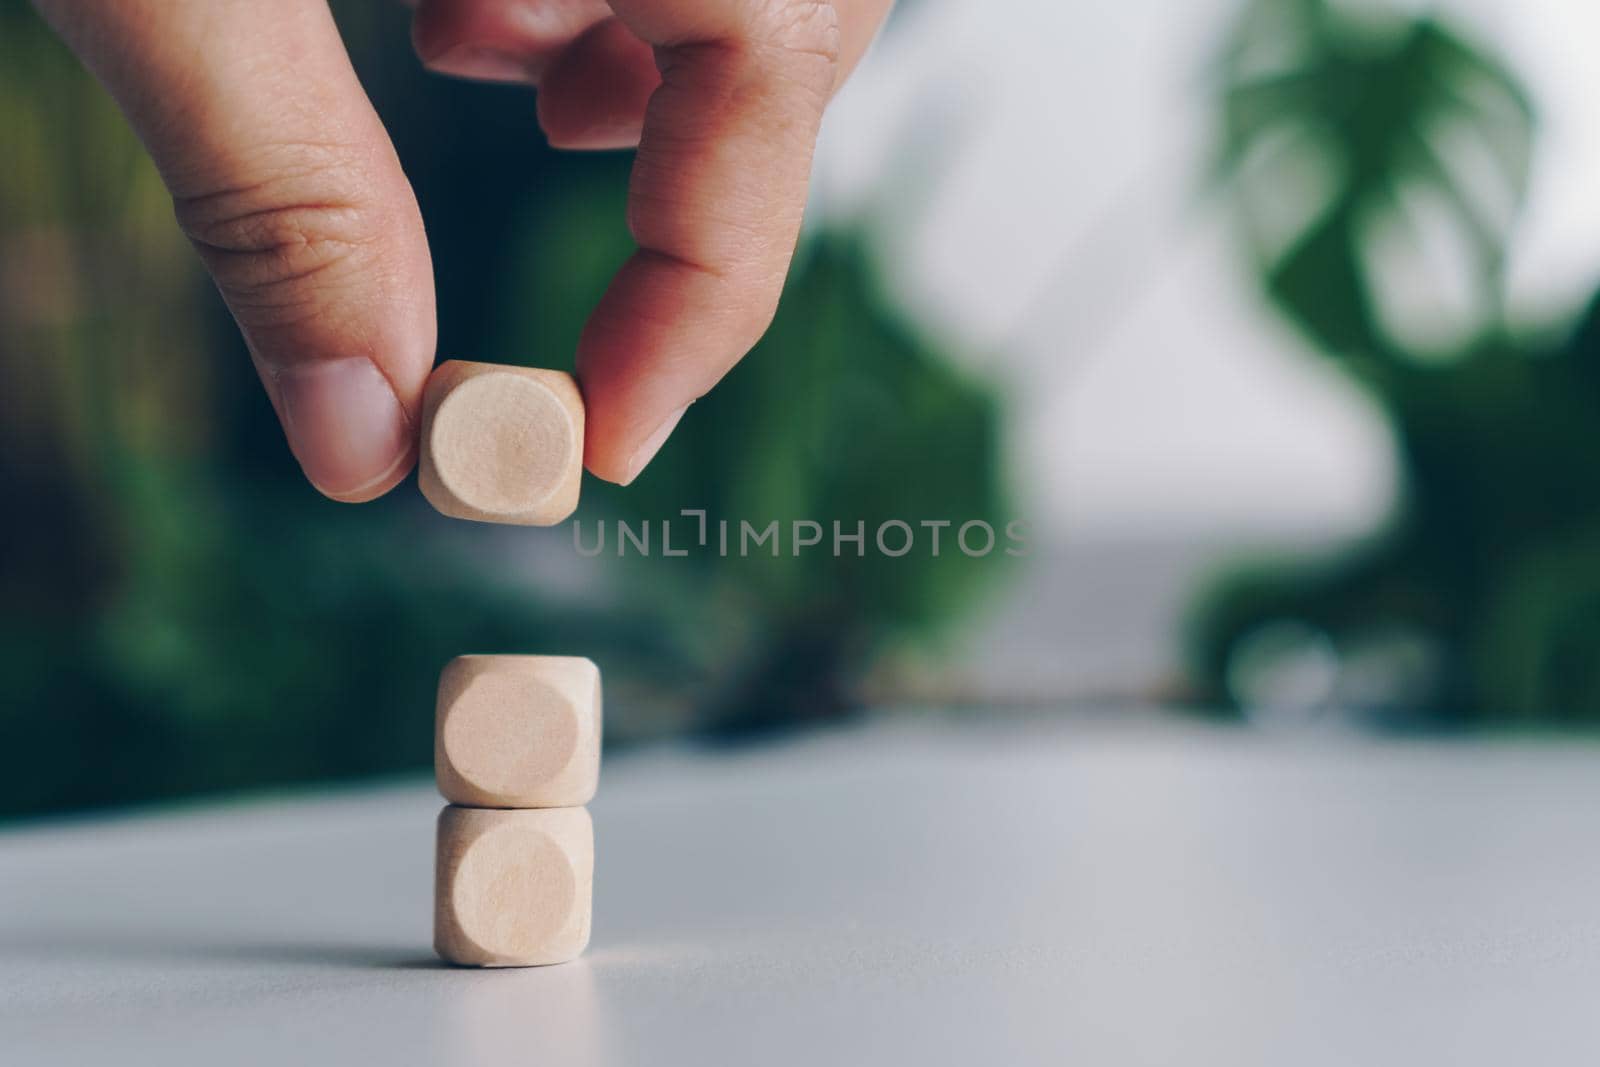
35 0 435 501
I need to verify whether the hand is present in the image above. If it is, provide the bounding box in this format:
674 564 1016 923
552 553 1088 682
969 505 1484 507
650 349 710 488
32 0 892 499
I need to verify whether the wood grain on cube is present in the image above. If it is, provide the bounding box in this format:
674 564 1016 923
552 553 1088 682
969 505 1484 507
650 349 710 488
435 655 601 809
418 360 584 525
435 806 593 967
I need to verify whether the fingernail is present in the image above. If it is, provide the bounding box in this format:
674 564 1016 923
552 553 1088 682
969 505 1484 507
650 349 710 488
276 358 413 500
548 123 643 151
580 125 643 150
426 44 532 84
622 405 688 486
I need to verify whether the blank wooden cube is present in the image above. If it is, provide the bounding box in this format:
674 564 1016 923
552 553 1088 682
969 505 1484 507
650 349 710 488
435 806 593 967
435 655 601 809
418 360 584 525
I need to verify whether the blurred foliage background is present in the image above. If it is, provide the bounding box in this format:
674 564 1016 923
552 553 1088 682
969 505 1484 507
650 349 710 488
1194 0 1600 729
0 1 1007 817
5 0 1600 819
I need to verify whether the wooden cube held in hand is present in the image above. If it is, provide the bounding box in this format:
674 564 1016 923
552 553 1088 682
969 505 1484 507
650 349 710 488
435 655 601 809
434 806 594 967
418 360 584 525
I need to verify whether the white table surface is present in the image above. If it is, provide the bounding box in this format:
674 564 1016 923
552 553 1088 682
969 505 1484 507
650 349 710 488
4 713 1600 1065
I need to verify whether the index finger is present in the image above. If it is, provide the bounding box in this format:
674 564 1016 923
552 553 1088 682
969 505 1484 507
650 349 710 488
576 0 846 484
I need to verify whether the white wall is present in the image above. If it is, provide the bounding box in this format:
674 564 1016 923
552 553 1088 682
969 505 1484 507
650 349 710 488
813 0 1600 541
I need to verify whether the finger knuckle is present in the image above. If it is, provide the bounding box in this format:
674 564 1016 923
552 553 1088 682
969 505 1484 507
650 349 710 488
744 0 842 96
725 265 787 352
738 292 783 351
171 145 386 327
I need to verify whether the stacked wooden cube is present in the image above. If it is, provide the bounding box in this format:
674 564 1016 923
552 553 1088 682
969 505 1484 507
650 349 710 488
420 360 598 968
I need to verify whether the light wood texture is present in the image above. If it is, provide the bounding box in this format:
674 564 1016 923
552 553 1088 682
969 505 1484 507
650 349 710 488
435 655 602 809
434 805 594 967
418 360 584 525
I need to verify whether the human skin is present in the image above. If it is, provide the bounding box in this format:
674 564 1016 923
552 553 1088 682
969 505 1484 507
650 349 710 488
29 0 893 498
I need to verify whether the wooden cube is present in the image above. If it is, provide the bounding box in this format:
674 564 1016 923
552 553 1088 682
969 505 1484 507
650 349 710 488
434 806 593 967
435 655 601 809
418 360 584 525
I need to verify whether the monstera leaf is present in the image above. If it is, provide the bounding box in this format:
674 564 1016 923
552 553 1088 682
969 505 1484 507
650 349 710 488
1213 0 1533 369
